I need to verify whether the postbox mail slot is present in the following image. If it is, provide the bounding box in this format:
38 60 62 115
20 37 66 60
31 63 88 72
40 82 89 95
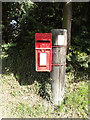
36 43 51 49
37 40 50 43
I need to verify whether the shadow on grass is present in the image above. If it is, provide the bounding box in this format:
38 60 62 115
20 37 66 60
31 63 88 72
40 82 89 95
2 43 89 100
2 43 51 100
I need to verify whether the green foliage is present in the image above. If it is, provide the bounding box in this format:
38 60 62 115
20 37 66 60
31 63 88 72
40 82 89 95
65 82 88 117
2 2 63 44
10 90 23 97
16 103 31 117
66 45 89 82
52 80 88 118
14 102 52 117
69 3 90 80
65 83 88 107
72 3 89 54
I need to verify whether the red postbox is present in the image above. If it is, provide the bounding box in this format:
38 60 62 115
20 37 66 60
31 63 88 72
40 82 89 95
35 33 52 72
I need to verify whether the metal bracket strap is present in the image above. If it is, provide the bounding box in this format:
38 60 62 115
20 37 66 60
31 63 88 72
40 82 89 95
52 45 67 48
52 63 67 66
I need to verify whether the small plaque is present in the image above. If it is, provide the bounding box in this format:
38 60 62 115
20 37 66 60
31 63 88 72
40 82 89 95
58 35 64 45
40 53 46 66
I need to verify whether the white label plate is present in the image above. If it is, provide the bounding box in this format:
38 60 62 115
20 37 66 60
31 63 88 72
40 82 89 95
58 35 64 45
40 53 46 66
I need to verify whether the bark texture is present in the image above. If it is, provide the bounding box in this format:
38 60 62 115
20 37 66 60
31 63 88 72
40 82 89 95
62 2 72 45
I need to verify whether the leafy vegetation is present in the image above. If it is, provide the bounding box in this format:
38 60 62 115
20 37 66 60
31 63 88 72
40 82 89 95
2 2 89 118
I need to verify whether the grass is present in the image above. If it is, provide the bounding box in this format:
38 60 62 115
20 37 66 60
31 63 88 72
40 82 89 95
2 73 88 118
13 102 52 118
1 43 89 118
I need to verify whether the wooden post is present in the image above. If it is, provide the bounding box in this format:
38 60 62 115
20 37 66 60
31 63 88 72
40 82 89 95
51 29 67 106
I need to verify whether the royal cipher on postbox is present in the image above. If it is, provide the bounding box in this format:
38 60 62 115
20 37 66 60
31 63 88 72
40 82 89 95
35 33 52 72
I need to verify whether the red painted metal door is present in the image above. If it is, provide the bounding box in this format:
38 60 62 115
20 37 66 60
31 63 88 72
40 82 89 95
35 33 52 72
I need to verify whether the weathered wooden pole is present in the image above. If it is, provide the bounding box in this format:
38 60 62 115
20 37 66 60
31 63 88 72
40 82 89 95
51 29 67 106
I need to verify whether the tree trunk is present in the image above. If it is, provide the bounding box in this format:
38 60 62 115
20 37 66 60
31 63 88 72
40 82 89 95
62 2 72 46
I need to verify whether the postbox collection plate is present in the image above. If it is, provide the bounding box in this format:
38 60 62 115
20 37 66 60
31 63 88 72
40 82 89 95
40 53 47 66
